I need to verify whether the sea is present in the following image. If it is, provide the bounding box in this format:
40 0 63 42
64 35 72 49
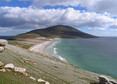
0 36 11 39
45 37 117 78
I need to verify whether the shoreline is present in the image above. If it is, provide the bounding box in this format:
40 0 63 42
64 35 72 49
28 38 117 79
29 38 68 64
29 38 58 55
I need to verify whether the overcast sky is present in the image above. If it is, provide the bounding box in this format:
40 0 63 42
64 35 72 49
0 0 117 36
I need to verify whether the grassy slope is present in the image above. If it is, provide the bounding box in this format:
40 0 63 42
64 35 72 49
0 44 100 84
8 41 34 49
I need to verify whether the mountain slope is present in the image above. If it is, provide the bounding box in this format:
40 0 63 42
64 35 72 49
8 25 97 40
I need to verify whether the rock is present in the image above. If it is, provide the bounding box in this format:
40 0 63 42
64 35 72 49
4 63 15 69
98 75 117 84
23 58 35 63
45 81 50 84
29 77 36 81
14 67 26 74
0 61 4 67
23 72 28 76
0 69 6 72
0 47 4 52
0 39 8 46
37 79 46 83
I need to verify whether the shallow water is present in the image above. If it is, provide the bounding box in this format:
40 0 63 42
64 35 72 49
45 37 117 78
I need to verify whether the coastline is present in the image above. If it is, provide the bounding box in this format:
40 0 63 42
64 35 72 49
2 38 117 83
29 38 117 79
29 38 68 63
29 38 58 55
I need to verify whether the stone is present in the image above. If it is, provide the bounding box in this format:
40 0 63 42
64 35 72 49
45 81 50 84
23 58 35 63
0 69 6 72
14 67 26 74
4 63 15 69
0 47 4 52
37 79 46 83
98 75 117 84
29 77 36 81
0 61 4 67
0 39 8 46
23 72 28 76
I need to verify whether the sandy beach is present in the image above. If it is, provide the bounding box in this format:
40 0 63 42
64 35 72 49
29 39 57 56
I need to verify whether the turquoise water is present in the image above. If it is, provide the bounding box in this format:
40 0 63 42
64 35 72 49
45 37 117 78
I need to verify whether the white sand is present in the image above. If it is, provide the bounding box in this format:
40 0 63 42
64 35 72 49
29 39 55 55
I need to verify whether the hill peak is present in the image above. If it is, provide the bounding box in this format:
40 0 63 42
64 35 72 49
43 25 78 31
8 25 97 40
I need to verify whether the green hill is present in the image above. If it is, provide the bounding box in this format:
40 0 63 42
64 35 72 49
8 25 97 40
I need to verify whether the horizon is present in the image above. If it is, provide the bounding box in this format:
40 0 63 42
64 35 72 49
0 0 117 36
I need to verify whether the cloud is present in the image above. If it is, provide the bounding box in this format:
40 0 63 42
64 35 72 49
2 0 117 16
0 27 13 32
0 6 116 31
31 0 99 8
88 0 117 16
29 0 117 16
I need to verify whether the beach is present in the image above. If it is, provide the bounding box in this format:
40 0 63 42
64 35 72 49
29 39 54 54
29 38 70 64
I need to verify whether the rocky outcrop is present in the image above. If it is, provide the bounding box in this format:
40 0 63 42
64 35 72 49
37 79 50 84
0 39 8 52
92 75 117 84
0 47 4 52
4 63 15 69
4 63 27 76
14 67 26 74
0 61 4 67
0 69 6 72
0 39 8 46
98 75 117 84
37 79 46 82
29 77 36 81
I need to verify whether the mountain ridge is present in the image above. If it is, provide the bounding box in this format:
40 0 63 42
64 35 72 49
8 25 97 40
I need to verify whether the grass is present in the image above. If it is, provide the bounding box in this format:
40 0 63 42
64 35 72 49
0 71 39 84
8 41 33 49
0 44 100 84
8 34 41 40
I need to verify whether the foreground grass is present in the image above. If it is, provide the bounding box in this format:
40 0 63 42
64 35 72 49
0 71 40 84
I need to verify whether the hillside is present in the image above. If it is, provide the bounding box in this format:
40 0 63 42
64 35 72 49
0 40 101 84
8 25 97 40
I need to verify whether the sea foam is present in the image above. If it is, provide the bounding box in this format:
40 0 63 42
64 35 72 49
52 40 67 62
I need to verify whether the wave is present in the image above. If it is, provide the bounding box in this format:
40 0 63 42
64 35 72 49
52 40 67 62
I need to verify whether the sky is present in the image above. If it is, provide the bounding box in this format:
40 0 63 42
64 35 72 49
0 0 117 36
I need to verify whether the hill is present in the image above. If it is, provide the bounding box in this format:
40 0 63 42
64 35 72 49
0 40 100 84
8 25 97 40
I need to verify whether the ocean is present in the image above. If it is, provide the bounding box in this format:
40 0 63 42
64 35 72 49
0 36 11 39
45 37 117 78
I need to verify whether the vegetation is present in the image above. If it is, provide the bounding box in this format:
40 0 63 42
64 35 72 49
8 25 97 40
8 41 33 49
0 44 99 84
0 71 39 84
